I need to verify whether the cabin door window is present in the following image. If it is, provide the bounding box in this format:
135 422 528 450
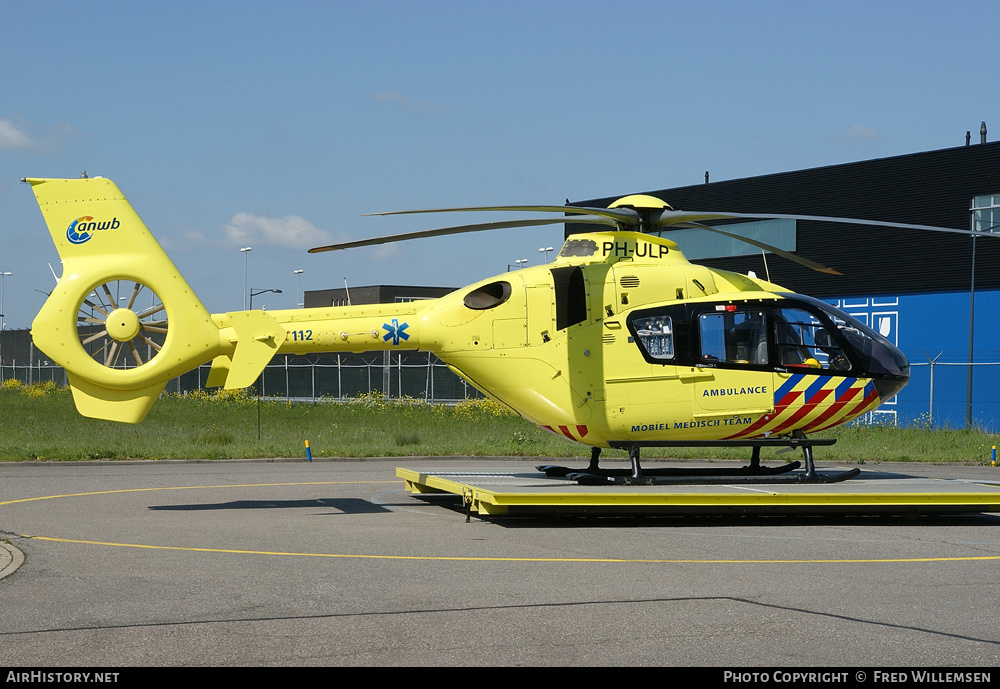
698 310 767 365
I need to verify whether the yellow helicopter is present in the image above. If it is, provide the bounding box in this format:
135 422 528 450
25 176 962 485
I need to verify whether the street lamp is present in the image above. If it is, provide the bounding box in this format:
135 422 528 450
240 247 253 310
250 288 282 310
507 259 528 271
0 272 9 375
539 246 554 263
0 272 11 331
293 269 304 307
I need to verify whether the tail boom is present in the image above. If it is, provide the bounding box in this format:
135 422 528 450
25 177 434 422
206 303 426 389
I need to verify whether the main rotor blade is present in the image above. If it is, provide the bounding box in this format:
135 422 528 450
679 221 842 275
308 216 616 253
366 204 641 226
654 210 982 237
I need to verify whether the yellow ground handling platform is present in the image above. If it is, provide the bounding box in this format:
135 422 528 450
397 462 1000 517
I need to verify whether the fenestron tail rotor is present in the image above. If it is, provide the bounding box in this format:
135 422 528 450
77 280 167 368
26 176 225 423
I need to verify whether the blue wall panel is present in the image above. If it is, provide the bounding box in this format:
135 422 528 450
827 289 1000 430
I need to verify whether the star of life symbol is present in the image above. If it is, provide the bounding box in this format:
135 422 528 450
382 319 410 345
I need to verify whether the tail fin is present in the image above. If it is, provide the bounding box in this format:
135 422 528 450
25 177 222 422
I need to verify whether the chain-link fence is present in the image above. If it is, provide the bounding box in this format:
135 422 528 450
0 351 483 403
5 353 1000 429
893 359 1000 432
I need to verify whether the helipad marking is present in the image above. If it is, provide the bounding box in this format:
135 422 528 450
16 535 1000 564
0 481 402 507
7 479 999 565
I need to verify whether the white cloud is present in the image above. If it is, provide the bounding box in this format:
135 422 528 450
179 212 342 251
369 90 445 112
371 242 404 261
221 212 333 249
841 123 881 143
0 118 34 150
0 117 79 153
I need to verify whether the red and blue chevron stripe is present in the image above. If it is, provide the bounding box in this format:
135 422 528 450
726 374 879 439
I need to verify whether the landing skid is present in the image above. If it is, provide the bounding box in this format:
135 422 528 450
537 460 801 479
537 434 858 486
564 466 860 486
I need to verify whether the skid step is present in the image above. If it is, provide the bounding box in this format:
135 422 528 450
552 434 845 486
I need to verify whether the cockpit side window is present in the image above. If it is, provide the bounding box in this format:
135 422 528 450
698 310 767 365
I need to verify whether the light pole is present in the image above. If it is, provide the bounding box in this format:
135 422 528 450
248 287 280 440
293 269 304 307
967 233 976 430
507 259 528 271
240 247 252 310
0 272 10 332
0 272 9 376
539 246 554 263
250 288 282 310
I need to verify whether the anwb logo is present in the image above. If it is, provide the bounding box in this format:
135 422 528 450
66 216 120 244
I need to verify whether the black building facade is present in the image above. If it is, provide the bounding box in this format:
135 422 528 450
571 141 1000 298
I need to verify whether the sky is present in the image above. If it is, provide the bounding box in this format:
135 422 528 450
1 0 997 330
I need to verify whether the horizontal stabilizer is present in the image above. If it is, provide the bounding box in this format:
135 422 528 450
205 355 232 388
225 311 285 389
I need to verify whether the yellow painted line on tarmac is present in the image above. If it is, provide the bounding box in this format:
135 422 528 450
7 478 999 565
17 535 1000 564
0 481 403 507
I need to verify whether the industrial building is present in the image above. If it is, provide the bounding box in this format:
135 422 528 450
304 284 454 308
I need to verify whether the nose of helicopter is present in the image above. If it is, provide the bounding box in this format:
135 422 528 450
869 337 909 402
873 375 908 402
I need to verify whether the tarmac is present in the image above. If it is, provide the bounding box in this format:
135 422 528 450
2 457 998 666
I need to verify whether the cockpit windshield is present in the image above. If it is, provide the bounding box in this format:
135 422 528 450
795 295 909 378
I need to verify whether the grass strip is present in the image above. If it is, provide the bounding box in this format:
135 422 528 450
1 381 997 464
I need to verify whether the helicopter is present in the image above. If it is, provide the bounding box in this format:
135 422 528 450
23 176 973 485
